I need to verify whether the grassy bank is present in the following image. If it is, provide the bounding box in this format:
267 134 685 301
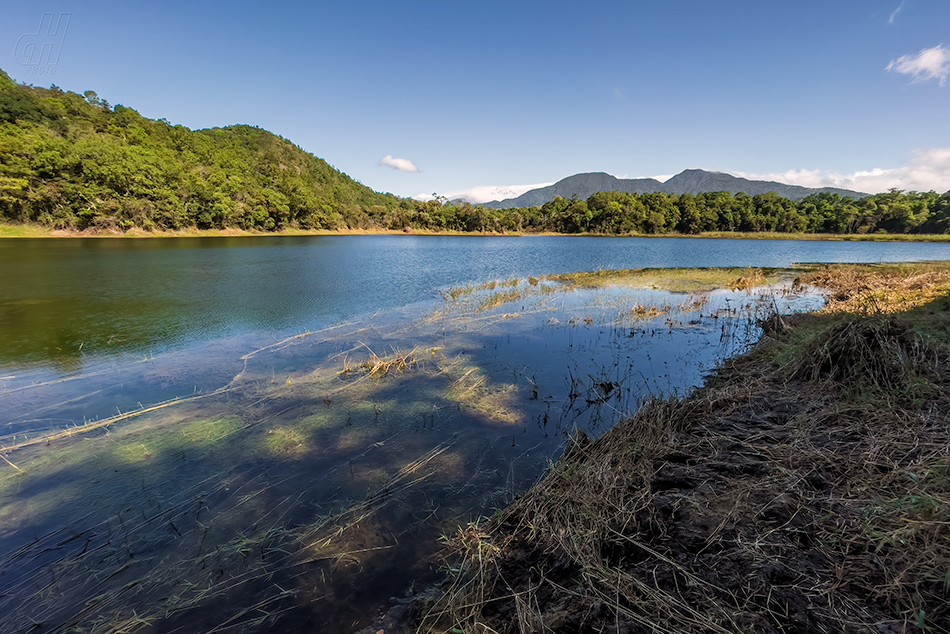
3 222 950 242
417 262 950 633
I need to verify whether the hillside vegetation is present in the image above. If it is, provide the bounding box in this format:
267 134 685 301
0 69 407 231
1 70 949 236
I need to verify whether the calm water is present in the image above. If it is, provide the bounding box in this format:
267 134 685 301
3 235 950 371
0 235 948 633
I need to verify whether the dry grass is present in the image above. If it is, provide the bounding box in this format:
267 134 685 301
796 262 950 314
417 263 950 634
780 316 943 400
731 268 765 290
339 345 420 378
629 303 669 319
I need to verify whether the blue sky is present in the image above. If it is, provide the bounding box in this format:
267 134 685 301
2 0 948 201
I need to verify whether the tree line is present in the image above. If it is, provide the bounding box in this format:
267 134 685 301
397 188 950 235
2 69 948 235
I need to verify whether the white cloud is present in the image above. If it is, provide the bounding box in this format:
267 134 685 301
414 182 555 204
610 173 676 182
888 0 906 25
731 148 950 194
886 44 950 86
379 155 420 173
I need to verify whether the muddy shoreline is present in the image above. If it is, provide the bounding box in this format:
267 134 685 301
410 263 950 634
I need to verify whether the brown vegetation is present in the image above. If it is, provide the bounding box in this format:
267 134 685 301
417 264 950 634
796 261 950 314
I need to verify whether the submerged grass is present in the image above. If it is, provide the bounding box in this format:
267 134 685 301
434 268 788 324
0 393 461 634
0 265 855 633
476 289 529 312
441 278 524 303
419 263 950 634
629 303 670 319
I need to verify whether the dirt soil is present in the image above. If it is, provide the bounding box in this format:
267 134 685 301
411 263 950 634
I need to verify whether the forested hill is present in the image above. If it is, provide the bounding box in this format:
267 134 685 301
0 69 408 231
1 70 948 236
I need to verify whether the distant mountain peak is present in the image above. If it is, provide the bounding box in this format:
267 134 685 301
480 169 868 208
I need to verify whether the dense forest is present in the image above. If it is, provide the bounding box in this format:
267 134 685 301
2 69 949 235
0 69 409 231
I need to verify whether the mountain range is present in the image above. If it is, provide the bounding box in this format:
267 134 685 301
478 169 869 208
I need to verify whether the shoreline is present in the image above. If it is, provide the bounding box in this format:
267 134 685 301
2 222 950 243
412 262 950 634
2 261 948 633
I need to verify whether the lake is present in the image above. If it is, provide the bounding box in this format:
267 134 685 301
4 234 950 371
1 235 949 633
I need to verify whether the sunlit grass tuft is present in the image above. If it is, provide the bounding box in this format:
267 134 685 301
339 346 419 378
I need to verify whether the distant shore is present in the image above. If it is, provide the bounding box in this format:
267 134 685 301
2 223 950 243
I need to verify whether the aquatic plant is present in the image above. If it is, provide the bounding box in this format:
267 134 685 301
0 267 830 633
339 344 419 378
476 289 527 312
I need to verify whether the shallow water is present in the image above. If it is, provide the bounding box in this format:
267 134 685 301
2 234 944 632
0 275 824 633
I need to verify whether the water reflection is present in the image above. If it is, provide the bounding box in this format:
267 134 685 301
0 275 823 634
